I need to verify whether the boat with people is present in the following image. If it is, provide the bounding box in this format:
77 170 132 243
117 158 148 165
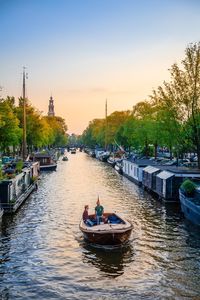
80 212 133 245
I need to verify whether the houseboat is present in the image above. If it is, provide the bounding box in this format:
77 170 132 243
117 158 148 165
0 162 39 214
155 167 200 201
31 153 57 171
179 184 200 226
123 158 200 201
142 165 161 192
122 158 152 185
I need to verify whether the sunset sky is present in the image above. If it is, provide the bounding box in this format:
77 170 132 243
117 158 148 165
1 0 200 134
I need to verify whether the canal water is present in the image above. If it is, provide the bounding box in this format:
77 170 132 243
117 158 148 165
0 152 200 299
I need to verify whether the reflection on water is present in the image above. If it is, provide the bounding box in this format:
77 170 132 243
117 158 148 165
81 241 134 278
0 152 200 299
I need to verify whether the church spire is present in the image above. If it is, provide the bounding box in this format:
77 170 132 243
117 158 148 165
48 95 55 116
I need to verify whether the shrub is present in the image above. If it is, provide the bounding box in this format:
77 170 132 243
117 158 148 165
31 176 37 183
181 179 197 196
16 160 23 173
0 169 4 181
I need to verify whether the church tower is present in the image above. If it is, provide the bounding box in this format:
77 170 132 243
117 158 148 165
48 96 55 116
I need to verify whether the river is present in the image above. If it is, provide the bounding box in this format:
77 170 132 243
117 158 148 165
0 152 200 299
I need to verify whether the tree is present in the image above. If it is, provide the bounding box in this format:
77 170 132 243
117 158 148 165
106 111 130 149
164 42 200 166
0 98 21 153
44 116 68 147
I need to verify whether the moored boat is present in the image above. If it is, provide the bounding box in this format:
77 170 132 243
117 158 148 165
179 186 200 226
114 160 123 174
107 156 121 167
80 212 133 245
0 161 39 214
0 207 3 222
98 151 110 162
31 153 57 171
107 156 117 167
71 148 76 154
62 156 68 161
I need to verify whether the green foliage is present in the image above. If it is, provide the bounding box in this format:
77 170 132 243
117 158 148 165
16 160 23 173
44 116 68 147
31 176 37 183
82 112 130 149
0 168 4 181
81 42 200 165
181 179 197 196
0 98 21 152
0 95 68 154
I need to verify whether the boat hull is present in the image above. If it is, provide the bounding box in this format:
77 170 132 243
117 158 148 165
40 164 57 171
107 159 116 167
80 212 133 245
0 208 3 222
3 183 36 214
82 228 132 245
62 157 68 161
179 190 200 225
114 165 123 174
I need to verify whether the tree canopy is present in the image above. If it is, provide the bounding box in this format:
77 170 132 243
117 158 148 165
81 42 200 167
0 96 68 154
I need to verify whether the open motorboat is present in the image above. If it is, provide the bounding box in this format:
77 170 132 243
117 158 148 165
71 148 76 154
62 156 68 161
79 212 133 245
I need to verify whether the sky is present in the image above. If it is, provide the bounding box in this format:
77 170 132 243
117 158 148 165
1 0 200 134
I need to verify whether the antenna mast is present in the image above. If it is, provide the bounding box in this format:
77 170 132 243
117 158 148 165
22 67 27 160
105 99 107 150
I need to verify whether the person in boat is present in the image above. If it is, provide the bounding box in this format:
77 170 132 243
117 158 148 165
95 199 104 225
83 205 89 223
83 205 94 226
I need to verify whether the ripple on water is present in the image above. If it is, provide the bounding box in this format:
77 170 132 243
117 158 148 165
0 153 200 299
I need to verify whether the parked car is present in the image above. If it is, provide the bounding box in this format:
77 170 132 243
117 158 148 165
163 159 177 166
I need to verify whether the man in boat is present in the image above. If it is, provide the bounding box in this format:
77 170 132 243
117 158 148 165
95 198 104 225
